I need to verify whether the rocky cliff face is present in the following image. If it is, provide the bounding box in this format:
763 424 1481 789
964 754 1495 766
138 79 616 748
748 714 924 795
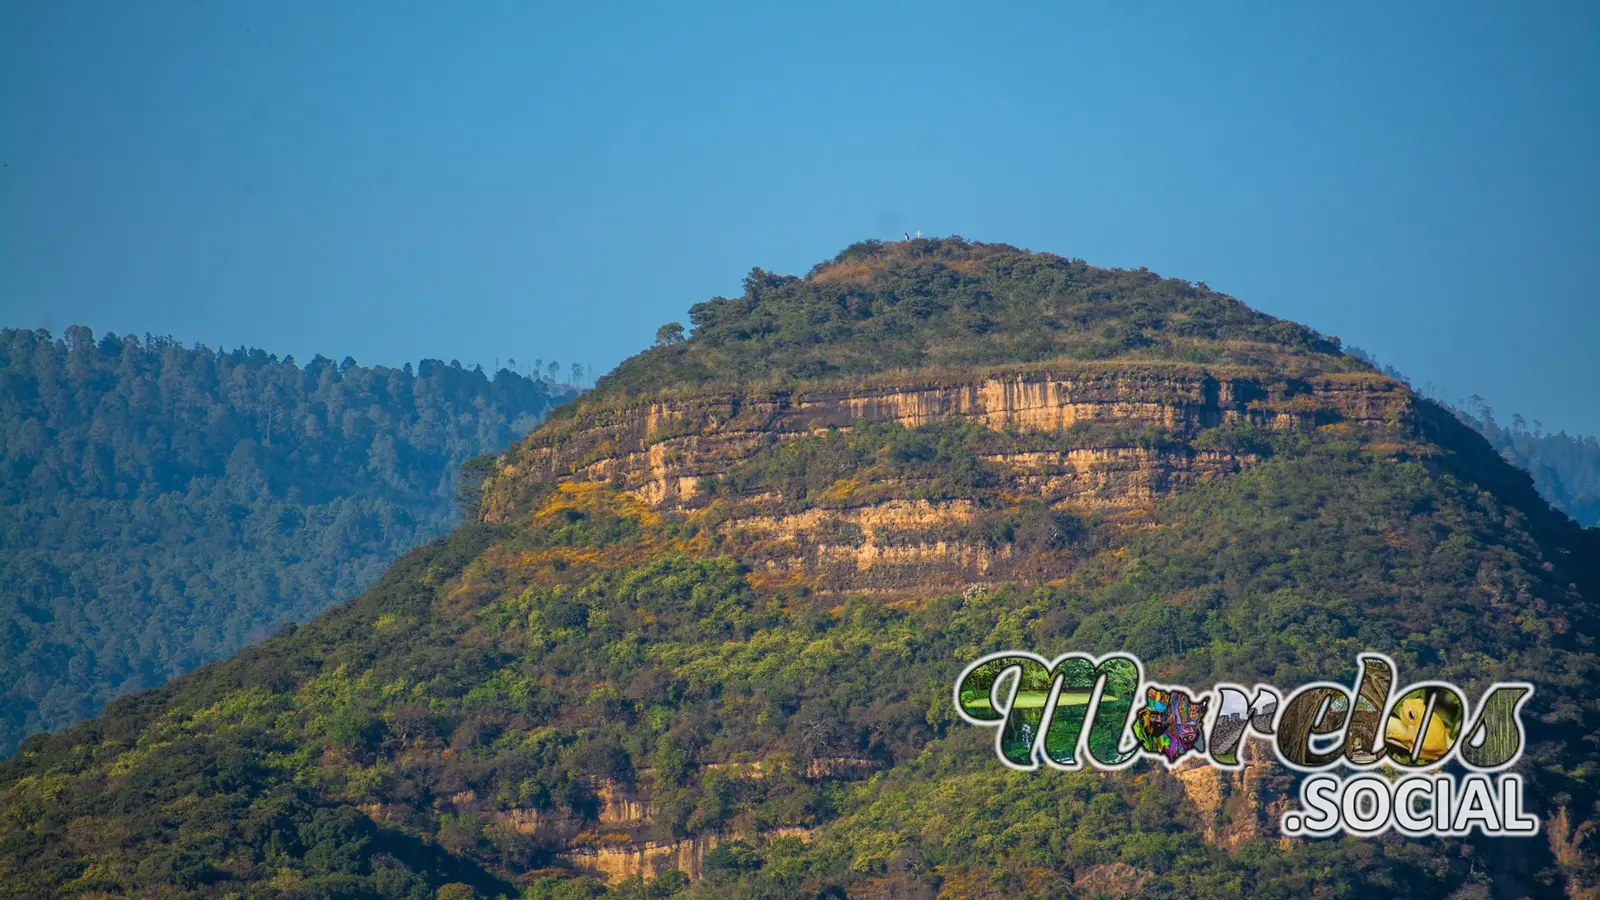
482 367 1410 596
488 367 1409 515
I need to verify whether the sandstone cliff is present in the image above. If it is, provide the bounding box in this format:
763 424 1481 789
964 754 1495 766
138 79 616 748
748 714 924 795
481 366 1411 597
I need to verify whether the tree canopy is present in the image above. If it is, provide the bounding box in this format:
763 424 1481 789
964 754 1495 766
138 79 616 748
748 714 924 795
0 327 574 757
587 238 1355 405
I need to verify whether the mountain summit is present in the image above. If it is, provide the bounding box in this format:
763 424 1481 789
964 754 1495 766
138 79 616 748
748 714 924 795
3 240 1597 899
594 237 1350 400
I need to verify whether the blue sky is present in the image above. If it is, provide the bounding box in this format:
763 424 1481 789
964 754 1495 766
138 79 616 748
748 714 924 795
3 1 1596 434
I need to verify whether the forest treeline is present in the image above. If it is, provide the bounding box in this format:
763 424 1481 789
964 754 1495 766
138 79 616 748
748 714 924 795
1454 401 1600 527
0 326 574 757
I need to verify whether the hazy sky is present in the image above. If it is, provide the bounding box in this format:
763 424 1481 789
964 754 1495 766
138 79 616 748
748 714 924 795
3 2 1596 434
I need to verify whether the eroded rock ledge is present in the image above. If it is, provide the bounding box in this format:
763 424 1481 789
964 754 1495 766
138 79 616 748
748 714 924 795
488 368 1406 516
480 369 1408 595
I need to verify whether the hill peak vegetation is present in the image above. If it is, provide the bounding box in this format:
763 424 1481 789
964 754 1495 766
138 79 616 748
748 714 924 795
588 237 1358 406
1347 344 1600 527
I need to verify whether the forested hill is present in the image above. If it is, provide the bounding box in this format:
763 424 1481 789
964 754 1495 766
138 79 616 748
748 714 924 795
0 326 575 757
2 244 1597 898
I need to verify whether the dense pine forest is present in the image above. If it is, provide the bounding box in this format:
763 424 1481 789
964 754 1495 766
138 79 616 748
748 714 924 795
0 327 574 758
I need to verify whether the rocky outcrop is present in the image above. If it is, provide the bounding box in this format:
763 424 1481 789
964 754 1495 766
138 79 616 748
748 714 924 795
1168 737 1294 851
481 368 1408 595
488 778 653 837
597 780 652 827
485 368 1409 522
726 499 995 594
486 771 828 886
1172 759 1227 843
980 445 1259 510
560 828 817 886
562 832 722 884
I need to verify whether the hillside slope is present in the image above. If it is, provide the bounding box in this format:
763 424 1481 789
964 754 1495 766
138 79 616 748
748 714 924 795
3 241 1597 899
1347 347 1600 527
1456 402 1600 528
0 328 573 757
